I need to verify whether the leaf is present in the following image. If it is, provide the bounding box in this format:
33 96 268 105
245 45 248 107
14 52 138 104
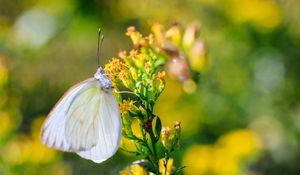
133 159 156 173
171 166 187 175
154 116 162 141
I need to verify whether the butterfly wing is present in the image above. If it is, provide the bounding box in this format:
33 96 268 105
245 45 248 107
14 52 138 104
41 78 95 151
76 90 122 163
42 77 122 163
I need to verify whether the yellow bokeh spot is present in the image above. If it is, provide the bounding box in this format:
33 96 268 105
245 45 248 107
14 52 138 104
227 0 282 29
2 116 58 165
155 77 202 136
183 79 197 94
183 145 214 175
217 129 262 159
0 112 14 141
2 134 58 165
183 129 262 175
0 57 8 86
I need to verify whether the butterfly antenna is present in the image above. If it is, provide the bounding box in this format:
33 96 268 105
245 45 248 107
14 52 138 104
97 28 104 68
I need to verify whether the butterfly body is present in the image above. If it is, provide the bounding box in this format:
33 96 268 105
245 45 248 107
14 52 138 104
41 67 121 163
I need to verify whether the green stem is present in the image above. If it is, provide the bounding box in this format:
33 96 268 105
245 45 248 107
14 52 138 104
140 123 160 174
164 156 169 175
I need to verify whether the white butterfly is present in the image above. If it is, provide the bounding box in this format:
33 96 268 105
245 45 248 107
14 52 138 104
41 67 122 163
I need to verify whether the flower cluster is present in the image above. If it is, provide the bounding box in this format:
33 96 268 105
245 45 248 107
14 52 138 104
161 121 181 152
104 25 203 174
151 23 208 80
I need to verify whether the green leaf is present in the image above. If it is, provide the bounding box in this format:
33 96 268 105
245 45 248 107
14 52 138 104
133 159 156 173
171 166 186 175
154 116 162 141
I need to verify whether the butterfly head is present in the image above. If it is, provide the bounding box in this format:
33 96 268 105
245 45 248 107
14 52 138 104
94 67 113 90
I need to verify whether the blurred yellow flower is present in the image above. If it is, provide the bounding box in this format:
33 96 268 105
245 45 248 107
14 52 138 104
159 158 174 175
0 112 14 141
120 164 148 175
2 135 57 164
226 0 282 29
217 129 262 159
2 117 58 165
183 145 214 175
0 56 8 86
183 129 262 175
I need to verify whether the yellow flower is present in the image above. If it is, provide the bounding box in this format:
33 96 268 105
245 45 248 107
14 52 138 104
126 26 137 36
144 62 151 73
217 129 262 159
2 135 58 164
129 49 138 58
157 71 166 81
120 100 135 114
166 24 182 46
159 158 174 175
0 112 14 141
226 0 282 29
120 164 147 175
188 39 208 73
119 50 127 59
126 27 143 46
119 70 135 88
183 22 199 50
183 129 262 175
183 145 214 175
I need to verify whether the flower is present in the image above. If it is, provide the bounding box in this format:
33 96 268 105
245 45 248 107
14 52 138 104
119 50 127 59
159 158 174 175
120 100 135 114
182 129 262 175
120 164 148 175
188 39 207 72
105 58 125 78
157 71 166 81
126 26 143 46
166 24 182 46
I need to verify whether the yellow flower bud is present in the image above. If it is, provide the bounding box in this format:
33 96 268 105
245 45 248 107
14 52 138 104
151 23 165 46
189 39 208 72
118 50 127 59
126 26 143 46
166 24 182 46
161 127 172 150
183 22 199 50
129 67 138 81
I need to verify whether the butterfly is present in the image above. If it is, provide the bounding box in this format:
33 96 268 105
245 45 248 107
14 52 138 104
41 30 122 163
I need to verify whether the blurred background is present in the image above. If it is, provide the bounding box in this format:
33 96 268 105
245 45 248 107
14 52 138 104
1 0 300 174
